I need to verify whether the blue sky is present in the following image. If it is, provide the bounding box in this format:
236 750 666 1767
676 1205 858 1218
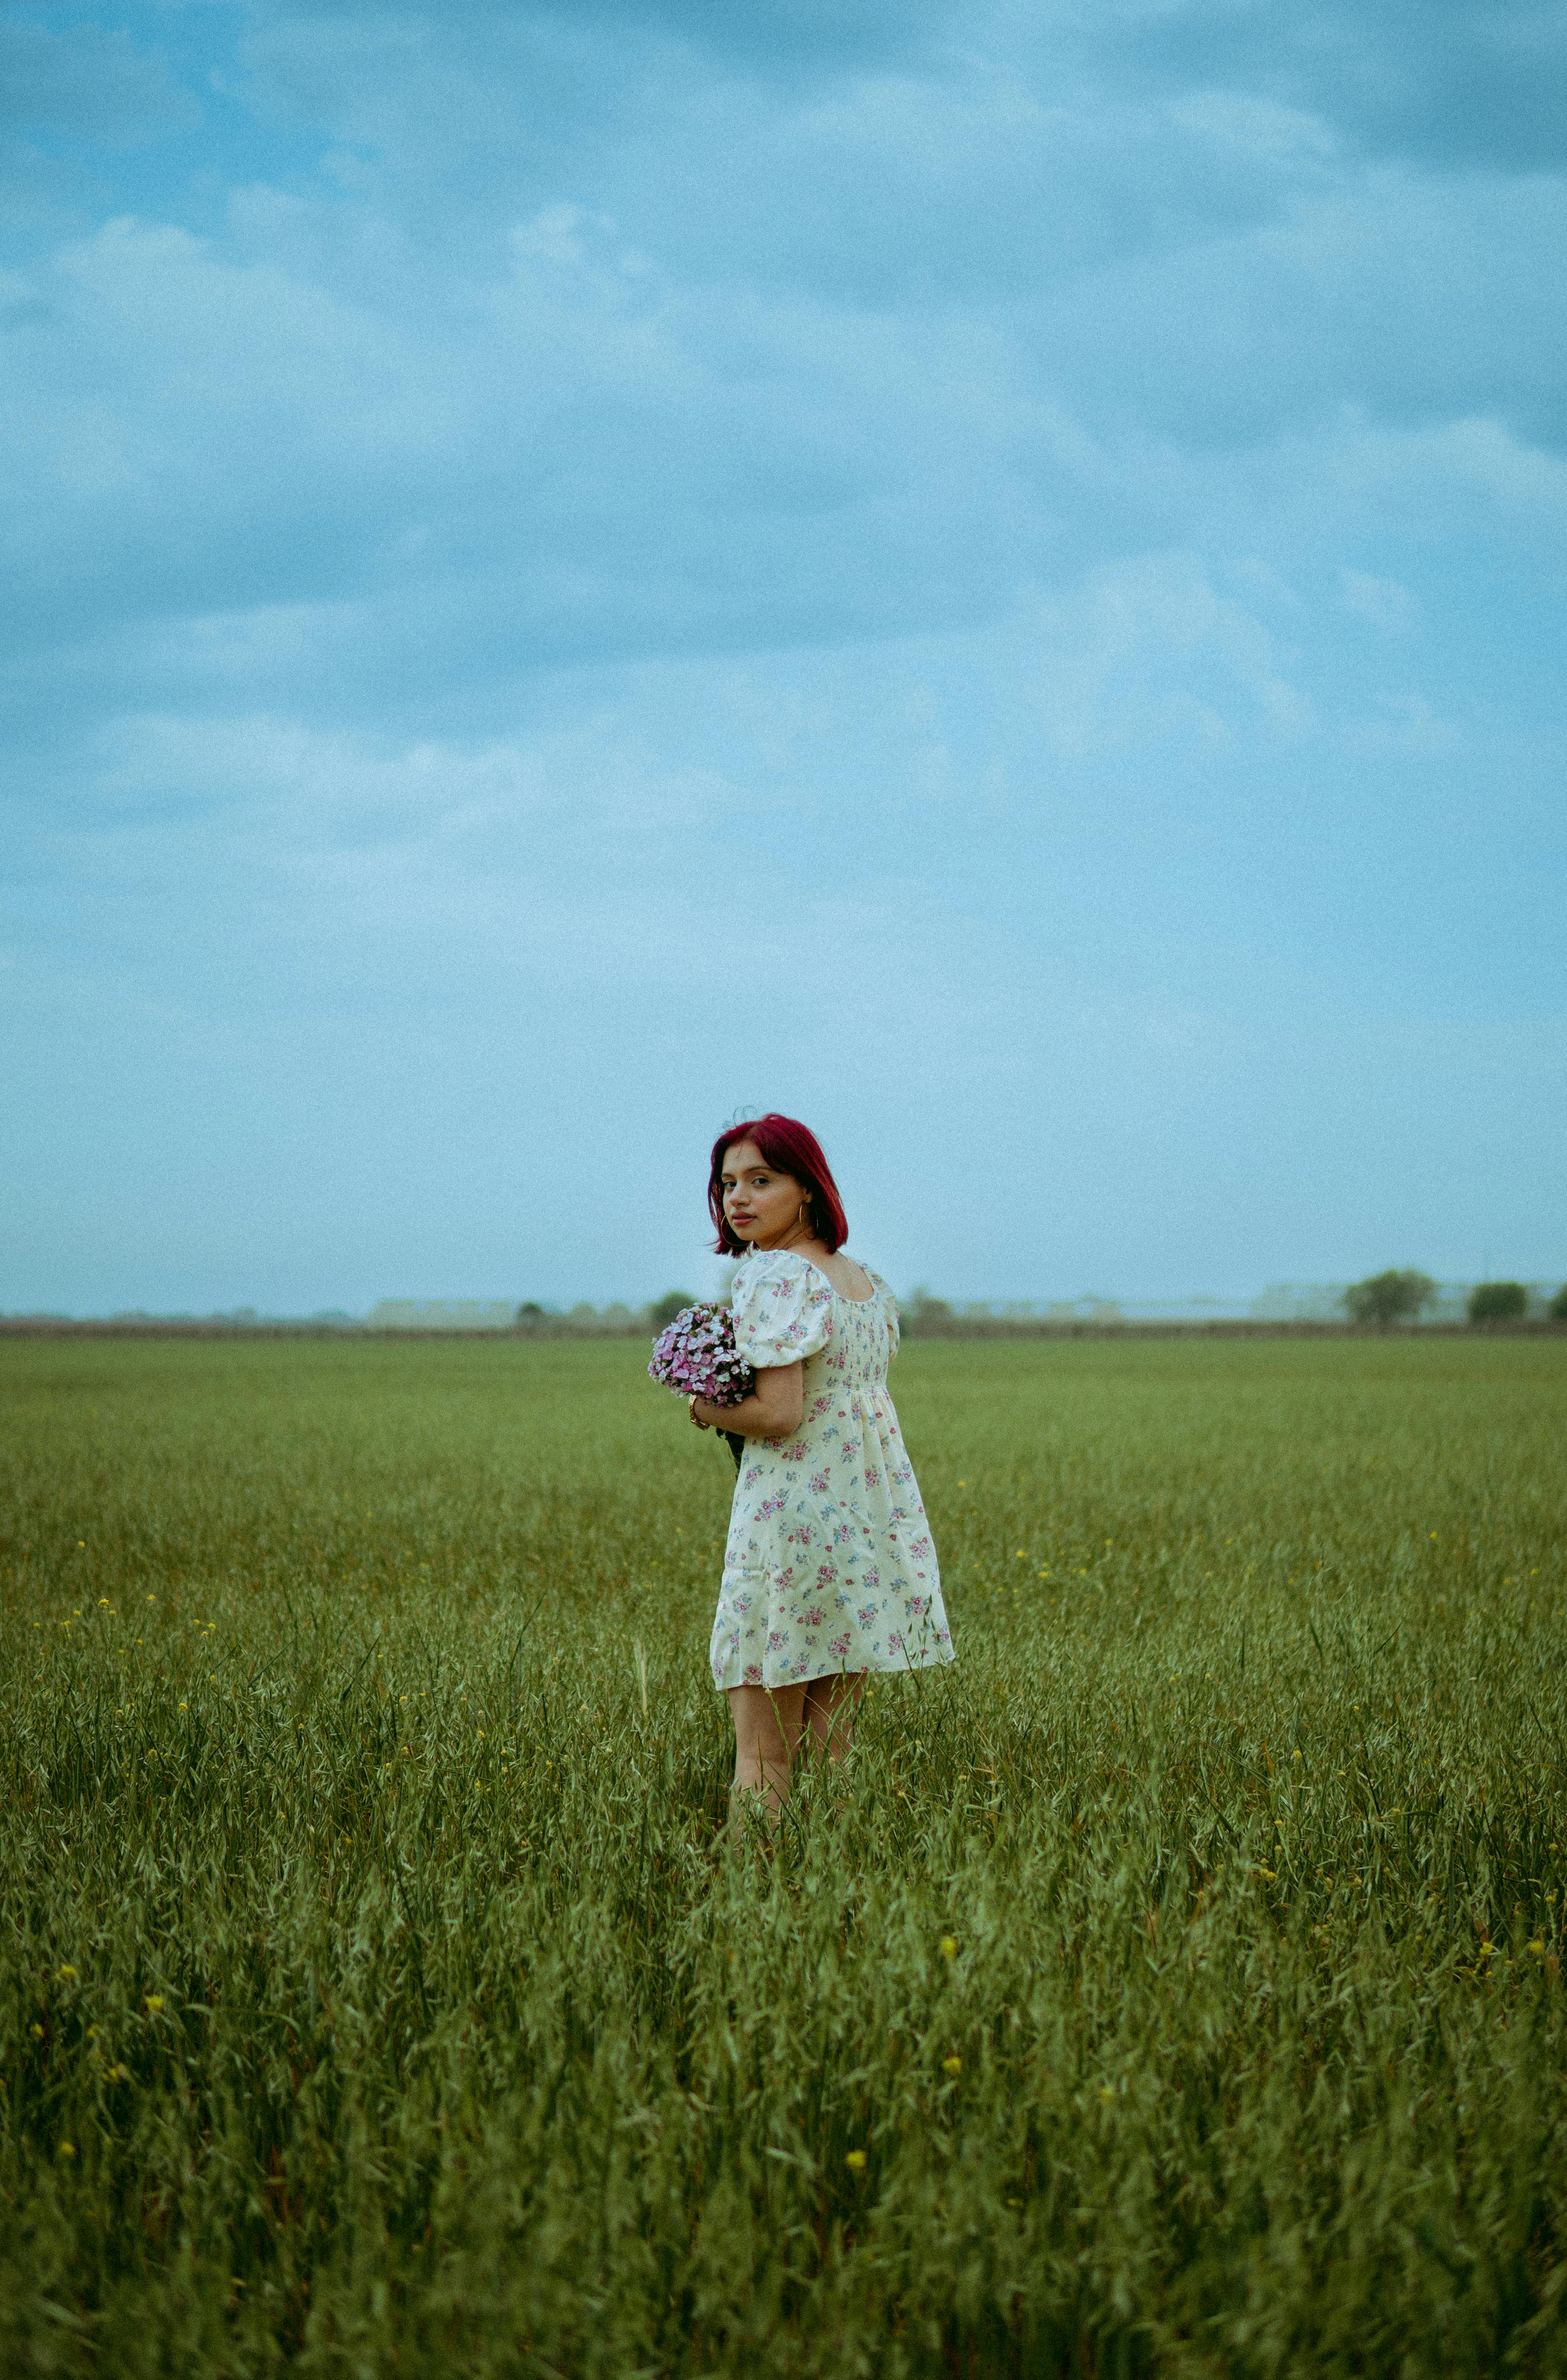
3 0 1563 1314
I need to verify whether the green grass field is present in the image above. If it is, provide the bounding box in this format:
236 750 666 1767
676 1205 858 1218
2 1333 1565 2377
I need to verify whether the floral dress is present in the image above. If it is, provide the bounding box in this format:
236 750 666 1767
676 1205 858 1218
709 1248 956 1691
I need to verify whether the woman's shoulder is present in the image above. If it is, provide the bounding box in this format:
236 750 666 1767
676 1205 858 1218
735 1245 811 1288
732 1246 820 1304
734 1247 890 1302
730 1245 836 1362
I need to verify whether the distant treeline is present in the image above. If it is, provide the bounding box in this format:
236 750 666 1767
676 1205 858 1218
5 1273 1564 1340
899 1276 1567 1333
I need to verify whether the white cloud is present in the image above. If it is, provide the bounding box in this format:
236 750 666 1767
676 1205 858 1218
1339 567 1417 632
1328 411 1567 518
1342 692 1456 754
81 707 774 860
1168 90 1337 164
1034 552 1312 756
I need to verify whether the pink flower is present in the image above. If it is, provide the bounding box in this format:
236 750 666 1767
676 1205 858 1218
648 1304 757 1406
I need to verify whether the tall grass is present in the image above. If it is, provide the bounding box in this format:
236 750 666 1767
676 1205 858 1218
1 1334 1564 2377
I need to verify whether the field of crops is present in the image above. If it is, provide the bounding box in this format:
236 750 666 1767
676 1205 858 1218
2 1332 1565 2377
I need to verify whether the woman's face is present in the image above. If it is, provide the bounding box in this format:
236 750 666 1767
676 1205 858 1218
720 1141 809 1249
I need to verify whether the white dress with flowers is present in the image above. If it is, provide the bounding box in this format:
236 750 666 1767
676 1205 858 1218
709 1248 955 1691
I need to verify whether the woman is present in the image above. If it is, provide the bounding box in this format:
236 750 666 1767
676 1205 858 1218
688 1114 954 1816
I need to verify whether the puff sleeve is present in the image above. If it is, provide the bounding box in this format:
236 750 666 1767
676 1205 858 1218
730 1250 835 1368
873 1273 901 1362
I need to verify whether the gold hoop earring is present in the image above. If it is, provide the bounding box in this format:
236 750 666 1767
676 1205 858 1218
798 1202 810 1229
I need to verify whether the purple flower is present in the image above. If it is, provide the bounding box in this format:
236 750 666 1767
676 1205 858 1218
648 1303 757 1407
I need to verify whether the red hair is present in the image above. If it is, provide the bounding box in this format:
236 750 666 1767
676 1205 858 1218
708 1115 848 1257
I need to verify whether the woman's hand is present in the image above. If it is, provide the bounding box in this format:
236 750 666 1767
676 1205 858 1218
691 1363 804 1440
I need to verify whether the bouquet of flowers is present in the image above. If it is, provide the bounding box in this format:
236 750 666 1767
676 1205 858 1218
648 1302 755 1404
649 1302 754 1467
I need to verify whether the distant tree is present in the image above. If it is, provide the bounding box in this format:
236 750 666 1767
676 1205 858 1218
1343 1269 1436 1328
514 1301 549 1332
649 1290 697 1330
1551 1284 1567 1323
901 1287 954 1335
1467 1281 1528 1324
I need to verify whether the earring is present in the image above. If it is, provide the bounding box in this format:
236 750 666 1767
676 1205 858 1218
798 1202 810 1229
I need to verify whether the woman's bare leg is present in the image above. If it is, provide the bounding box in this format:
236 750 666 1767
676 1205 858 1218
726 1682 808 1820
801 1670 865 1763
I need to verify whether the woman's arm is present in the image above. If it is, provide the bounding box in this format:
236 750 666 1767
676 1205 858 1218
691 1361 804 1440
